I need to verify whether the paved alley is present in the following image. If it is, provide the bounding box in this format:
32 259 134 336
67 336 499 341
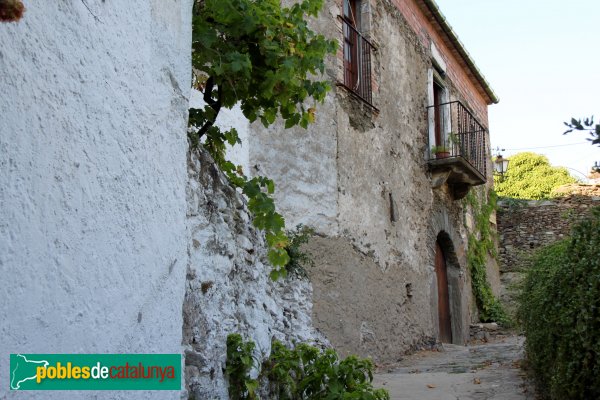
373 335 534 400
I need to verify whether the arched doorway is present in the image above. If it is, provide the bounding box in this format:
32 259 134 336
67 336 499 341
435 241 452 343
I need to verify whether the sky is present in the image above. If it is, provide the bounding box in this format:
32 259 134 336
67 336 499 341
434 0 599 182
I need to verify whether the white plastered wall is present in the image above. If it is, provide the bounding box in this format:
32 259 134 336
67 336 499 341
189 89 251 175
0 1 192 398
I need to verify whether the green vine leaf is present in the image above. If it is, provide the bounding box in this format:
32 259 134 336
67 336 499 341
189 0 337 278
225 334 390 399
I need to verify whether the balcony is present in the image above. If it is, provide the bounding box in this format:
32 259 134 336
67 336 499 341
426 100 488 199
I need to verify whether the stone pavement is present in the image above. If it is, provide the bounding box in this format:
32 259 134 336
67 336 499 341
373 335 534 400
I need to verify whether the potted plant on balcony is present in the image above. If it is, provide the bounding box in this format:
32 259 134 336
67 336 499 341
431 144 450 159
448 132 460 147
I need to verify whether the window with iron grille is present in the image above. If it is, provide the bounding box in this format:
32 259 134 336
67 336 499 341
341 0 374 107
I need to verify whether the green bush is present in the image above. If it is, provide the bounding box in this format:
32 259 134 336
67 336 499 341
494 152 577 200
284 225 315 278
518 206 600 399
226 334 390 400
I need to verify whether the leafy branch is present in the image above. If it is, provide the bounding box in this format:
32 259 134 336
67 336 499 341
225 334 390 400
564 116 600 147
189 0 337 279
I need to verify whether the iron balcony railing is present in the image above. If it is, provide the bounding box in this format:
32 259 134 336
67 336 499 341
340 18 374 106
426 100 488 179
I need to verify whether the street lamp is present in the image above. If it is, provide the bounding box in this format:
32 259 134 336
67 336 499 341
493 154 510 176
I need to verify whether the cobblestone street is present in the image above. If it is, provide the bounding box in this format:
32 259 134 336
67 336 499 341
374 335 534 400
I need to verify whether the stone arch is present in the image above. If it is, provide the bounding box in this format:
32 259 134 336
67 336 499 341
429 210 470 345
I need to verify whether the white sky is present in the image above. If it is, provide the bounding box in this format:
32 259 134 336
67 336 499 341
434 0 600 181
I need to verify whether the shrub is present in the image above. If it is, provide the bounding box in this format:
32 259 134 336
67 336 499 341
284 225 315 278
226 334 390 400
518 206 600 399
494 152 577 200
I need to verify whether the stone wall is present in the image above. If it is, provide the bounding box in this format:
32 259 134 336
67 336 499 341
496 186 600 315
498 190 600 272
183 147 325 399
239 0 499 362
0 2 192 399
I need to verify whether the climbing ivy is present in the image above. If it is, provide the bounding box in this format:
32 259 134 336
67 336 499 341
464 189 509 324
190 0 337 279
225 334 390 400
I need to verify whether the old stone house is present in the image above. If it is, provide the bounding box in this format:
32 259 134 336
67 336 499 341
225 0 501 362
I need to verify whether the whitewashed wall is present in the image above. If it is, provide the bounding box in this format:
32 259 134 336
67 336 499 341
0 1 192 399
189 89 251 176
189 88 340 236
183 147 325 399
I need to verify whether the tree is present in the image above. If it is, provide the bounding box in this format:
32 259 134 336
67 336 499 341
190 0 336 279
494 152 577 200
564 116 600 147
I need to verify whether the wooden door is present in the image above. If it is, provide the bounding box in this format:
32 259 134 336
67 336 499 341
435 242 452 343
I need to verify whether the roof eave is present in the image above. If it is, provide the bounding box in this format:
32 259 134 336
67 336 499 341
421 0 499 105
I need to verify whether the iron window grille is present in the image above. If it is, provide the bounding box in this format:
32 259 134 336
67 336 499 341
339 4 375 107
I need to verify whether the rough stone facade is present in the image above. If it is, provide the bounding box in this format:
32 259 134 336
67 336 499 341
496 185 600 315
235 0 500 362
183 147 326 399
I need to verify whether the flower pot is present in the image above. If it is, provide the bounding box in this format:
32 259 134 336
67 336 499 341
435 151 450 159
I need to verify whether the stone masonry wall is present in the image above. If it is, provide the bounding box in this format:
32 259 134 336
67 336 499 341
497 189 600 272
240 0 498 362
183 147 325 399
496 185 600 314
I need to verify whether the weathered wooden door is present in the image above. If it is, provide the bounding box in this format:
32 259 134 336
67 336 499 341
435 242 452 343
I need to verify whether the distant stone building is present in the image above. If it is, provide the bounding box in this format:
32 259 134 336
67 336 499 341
224 0 501 362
